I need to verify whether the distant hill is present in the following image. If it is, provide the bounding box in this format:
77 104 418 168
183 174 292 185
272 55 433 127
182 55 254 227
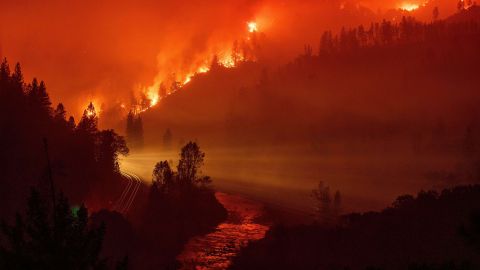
141 12 480 149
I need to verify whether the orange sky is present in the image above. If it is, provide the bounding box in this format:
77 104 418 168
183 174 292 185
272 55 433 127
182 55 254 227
0 0 458 120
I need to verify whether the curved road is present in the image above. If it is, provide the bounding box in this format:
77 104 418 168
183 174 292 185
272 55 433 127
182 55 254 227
112 171 142 215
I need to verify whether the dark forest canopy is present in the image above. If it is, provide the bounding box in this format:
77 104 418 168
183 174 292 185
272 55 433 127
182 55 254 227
0 189 128 270
0 59 228 269
0 59 129 219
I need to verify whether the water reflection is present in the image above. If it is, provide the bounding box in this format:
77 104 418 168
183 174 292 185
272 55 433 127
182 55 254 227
177 192 270 269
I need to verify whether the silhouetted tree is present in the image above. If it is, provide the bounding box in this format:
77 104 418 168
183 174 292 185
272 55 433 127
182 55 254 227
304 44 313 57
319 31 335 55
54 103 66 122
11 63 23 92
125 111 144 150
77 102 98 135
433 7 440 21
210 54 221 71
0 60 132 244
0 58 11 88
152 161 174 192
27 79 52 117
67 116 76 130
0 189 108 269
96 130 129 173
177 142 205 185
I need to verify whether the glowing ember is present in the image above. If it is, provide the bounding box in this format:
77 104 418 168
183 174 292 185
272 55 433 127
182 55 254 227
84 100 101 117
86 110 95 117
183 75 192 85
197 66 210 73
247 21 258 33
220 55 235 68
146 87 159 107
400 3 420 11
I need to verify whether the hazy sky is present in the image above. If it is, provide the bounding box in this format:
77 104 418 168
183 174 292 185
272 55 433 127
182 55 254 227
0 0 457 119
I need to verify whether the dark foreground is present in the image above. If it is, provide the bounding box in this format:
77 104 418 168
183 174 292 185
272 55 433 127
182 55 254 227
230 185 480 270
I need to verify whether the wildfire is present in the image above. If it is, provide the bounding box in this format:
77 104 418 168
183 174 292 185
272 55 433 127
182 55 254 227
197 66 210 73
181 65 211 86
86 109 95 117
146 87 159 107
105 19 261 117
183 76 192 85
399 3 420 11
84 100 101 117
219 55 236 68
247 21 258 33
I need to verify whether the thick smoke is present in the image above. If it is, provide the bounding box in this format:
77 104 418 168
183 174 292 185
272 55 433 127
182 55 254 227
0 0 458 120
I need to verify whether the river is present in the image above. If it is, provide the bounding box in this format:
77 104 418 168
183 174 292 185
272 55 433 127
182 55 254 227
177 192 270 270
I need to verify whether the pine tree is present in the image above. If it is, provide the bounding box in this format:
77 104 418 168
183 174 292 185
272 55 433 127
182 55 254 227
67 116 76 130
0 189 109 269
77 102 98 135
37 81 52 115
0 58 10 83
11 63 23 92
54 103 66 122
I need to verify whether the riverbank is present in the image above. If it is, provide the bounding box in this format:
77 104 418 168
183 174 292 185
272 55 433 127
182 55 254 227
177 192 270 269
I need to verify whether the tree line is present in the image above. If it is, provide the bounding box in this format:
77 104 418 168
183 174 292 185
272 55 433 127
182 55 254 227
316 14 480 56
0 59 128 219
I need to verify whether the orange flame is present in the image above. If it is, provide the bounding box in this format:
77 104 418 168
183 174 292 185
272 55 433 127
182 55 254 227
247 21 258 33
84 100 101 117
399 2 420 11
95 19 262 117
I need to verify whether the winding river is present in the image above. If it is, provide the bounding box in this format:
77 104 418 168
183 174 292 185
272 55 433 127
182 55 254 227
177 192 270 270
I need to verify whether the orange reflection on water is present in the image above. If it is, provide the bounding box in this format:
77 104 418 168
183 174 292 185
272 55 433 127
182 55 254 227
177 192 270 270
